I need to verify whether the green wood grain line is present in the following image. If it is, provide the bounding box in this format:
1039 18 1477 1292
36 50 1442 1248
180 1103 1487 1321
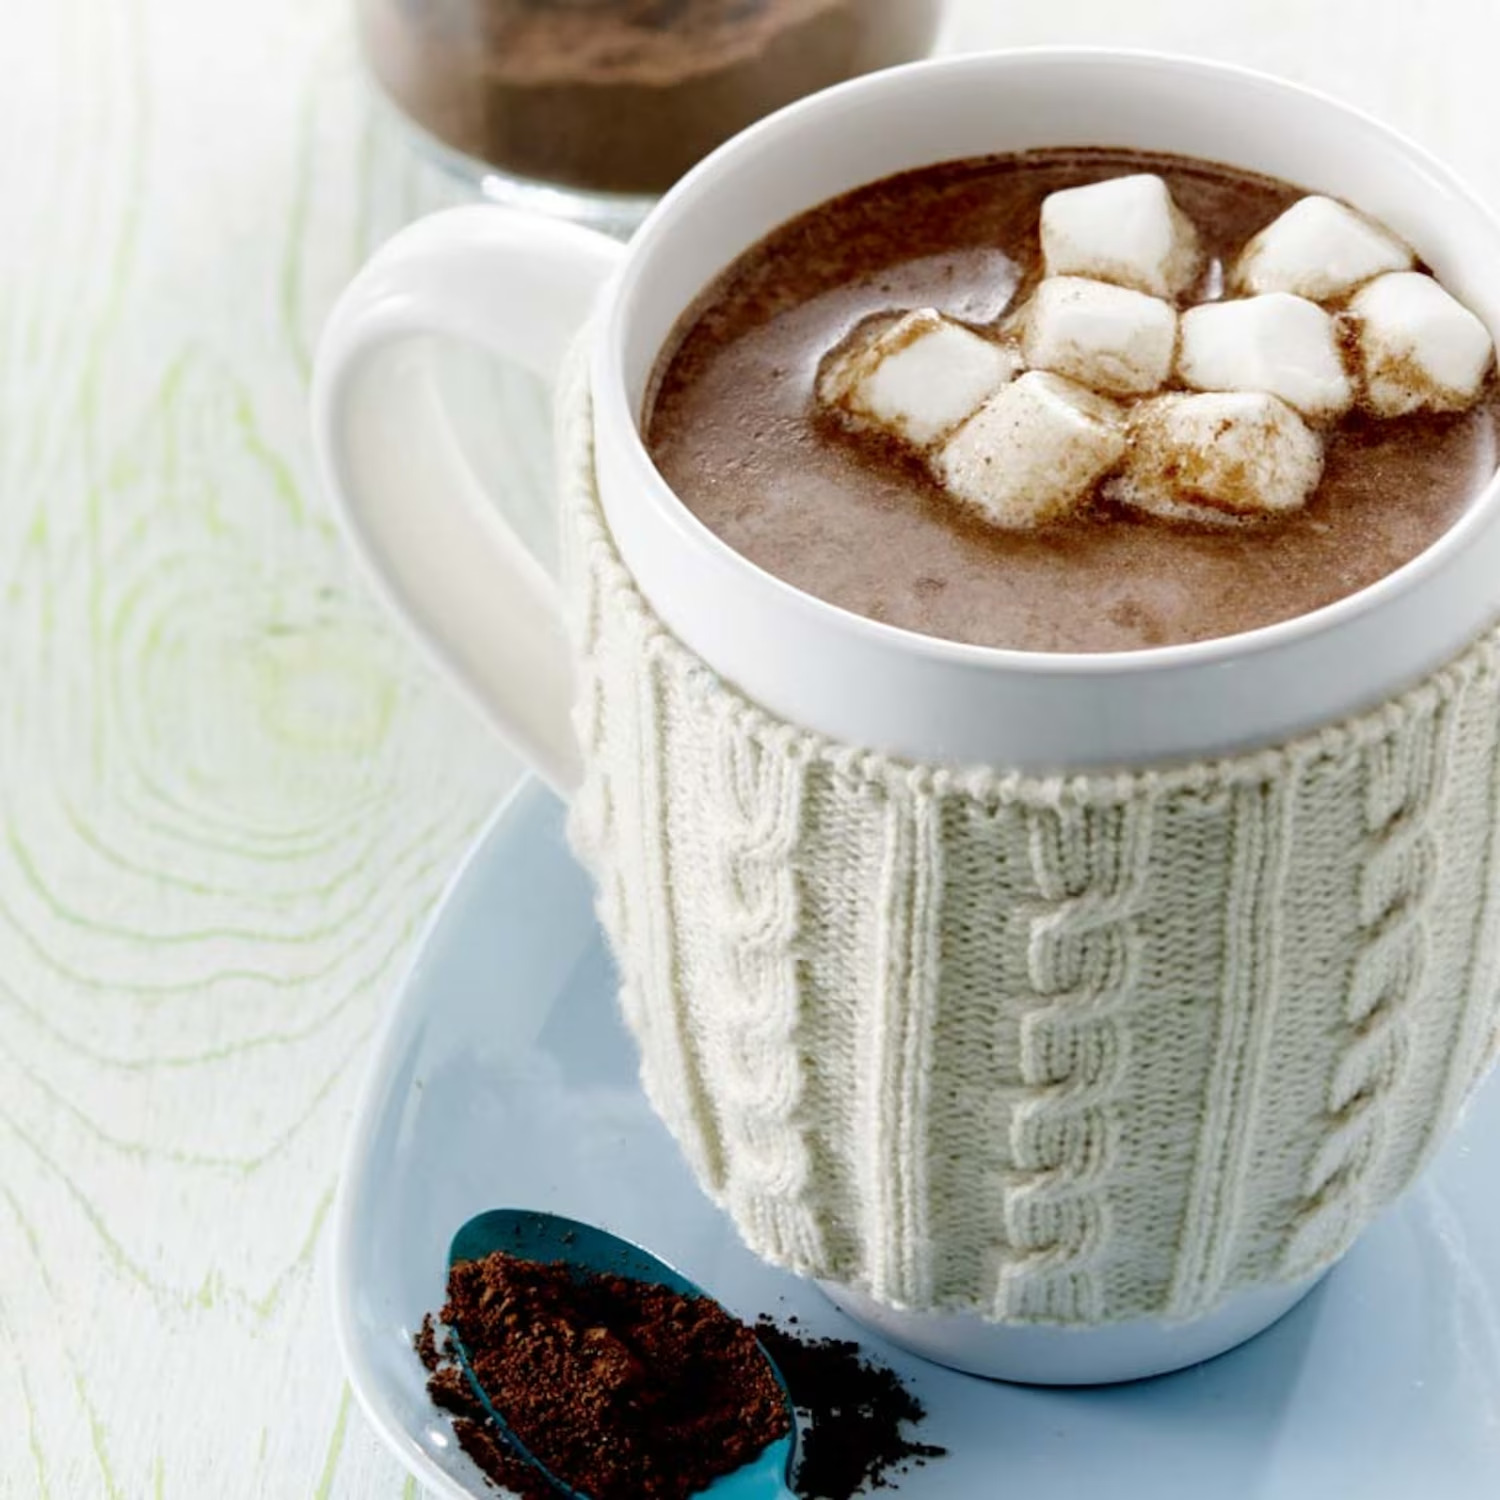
0 1296 53 1500
0 890 428 997
253 1181 339 1322
0 1115 180 1301
77 1372 124 1500
1 1179 125 1499
59 795 463 904
0 1112 344 1327
2 1032 371 1174
280 79 321 383
76 0 148 785
0 965 385 1072
313 1387 354 1500
2 816 460 951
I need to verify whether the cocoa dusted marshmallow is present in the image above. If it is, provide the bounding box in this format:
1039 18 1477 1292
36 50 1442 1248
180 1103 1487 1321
935 371 1126 529
1018 276 1177 397
1348 272 1495 416
1235 196 1413 302
1108 392 1324 521
818 309 1020 448
1040 174 1202 300
1178 293 1353 420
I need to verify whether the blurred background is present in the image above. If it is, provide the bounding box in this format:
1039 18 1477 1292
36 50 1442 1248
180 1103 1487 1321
1 1 1498 1495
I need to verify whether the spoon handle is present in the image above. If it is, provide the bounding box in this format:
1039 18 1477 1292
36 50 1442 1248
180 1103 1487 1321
713 1440 797 1499
727 1471 796 1499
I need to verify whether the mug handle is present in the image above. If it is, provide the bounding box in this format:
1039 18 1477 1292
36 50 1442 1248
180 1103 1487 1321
312 206 627 795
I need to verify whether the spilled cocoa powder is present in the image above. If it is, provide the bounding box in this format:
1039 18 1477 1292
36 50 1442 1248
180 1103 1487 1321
417 1254 945 1498
756 1318 947 1496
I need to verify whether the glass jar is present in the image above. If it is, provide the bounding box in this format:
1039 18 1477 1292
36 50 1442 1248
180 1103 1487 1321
358 0 946 235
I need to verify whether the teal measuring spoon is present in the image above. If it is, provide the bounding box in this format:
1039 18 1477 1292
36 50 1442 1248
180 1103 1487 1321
446 1209 797 1500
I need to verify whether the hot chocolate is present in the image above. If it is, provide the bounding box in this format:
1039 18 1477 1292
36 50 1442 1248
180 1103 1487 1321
644 150 1500 653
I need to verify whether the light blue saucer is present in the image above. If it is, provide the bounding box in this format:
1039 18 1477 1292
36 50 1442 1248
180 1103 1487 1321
331 779 1500 1499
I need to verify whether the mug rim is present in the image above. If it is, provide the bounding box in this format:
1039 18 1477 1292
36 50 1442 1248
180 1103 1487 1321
597 46 1500 680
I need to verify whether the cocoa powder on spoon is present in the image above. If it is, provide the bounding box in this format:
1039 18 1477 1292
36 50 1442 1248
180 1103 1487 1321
417 1250 946 1498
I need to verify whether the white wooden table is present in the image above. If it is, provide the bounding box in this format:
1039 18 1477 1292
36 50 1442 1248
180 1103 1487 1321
3 1 1499 1495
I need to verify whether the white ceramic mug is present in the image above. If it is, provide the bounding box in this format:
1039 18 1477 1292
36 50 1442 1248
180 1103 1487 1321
313 51 1500 1382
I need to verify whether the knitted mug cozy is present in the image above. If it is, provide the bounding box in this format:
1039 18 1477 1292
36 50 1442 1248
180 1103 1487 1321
557 348 1500 1326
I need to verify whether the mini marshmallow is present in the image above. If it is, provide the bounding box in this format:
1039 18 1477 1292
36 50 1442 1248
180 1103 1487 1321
1040 174 1202 300
1348 271 1495 416
1178 293 1353 420
1018 276 1177 396
1235 196 1413 302
1108 392 1324 521
818 308 1020 448
935 371 1126 529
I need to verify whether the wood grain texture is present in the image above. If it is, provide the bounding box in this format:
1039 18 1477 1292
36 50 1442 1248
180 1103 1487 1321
2 0 1500 1495
0 3 515 1495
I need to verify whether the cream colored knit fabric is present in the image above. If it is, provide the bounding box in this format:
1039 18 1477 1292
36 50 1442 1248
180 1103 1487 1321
557 352 1500 1326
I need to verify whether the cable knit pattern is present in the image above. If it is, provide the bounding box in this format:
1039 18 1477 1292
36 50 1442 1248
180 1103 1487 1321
1168 779 1293 1318
557 347 1500 1325
995 802 1153 1322
1282 707 1454 1277
711 730 827 1267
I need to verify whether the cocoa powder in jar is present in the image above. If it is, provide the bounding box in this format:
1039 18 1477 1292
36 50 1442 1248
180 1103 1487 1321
359 0 943 196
